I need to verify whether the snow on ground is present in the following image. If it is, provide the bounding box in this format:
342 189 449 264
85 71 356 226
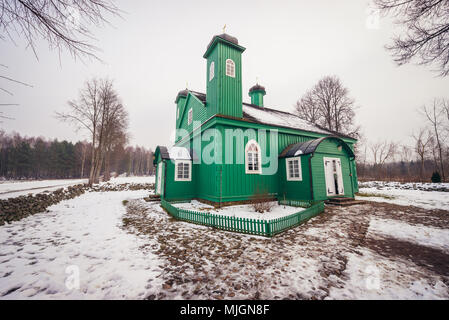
357 186 449 210
359 181 449 192
0 190 164 299
368 218 449 254
173 200 303 220
105 176 155 185
0 176 155 200
0 179 87 199
122 200 449 300
328 247 448 300
1 180 448 300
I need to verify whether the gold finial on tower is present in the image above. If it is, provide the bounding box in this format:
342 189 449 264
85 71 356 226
222 24 226 33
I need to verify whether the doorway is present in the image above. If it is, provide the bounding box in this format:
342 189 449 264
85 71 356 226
156 162 163 195
323 157 344 197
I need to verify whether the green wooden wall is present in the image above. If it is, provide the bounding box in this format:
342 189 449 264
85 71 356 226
278 155 313 201
206 41 243 118
311 139 355 200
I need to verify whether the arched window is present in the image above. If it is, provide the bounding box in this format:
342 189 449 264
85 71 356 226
226 59 235 77
245 140 261 174
209 61 214 81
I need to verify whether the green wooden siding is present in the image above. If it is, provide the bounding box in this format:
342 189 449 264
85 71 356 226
278 155 313 201
311 139 355 200
162 160 196 201
166 118 358 203
164 33 359 203
206 42 243 118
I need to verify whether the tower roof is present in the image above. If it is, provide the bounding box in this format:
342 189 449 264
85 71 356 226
174 89 188 103
249 84 266 94
203 33 245 58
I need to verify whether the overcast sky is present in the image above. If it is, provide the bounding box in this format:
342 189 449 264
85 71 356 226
1 0 448 151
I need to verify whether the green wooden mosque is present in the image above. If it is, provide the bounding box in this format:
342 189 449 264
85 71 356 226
154 33 358 204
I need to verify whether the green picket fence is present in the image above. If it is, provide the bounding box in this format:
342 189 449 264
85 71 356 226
161 199 324 237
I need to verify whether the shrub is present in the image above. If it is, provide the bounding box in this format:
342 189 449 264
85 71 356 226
250 185 275 213
431 171 441 183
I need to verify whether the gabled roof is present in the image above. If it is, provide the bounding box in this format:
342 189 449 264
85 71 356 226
154 145 198 163
185 91 356 141
279 136 355 158
242 103 333 136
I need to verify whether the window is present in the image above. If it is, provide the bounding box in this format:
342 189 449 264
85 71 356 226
226 59 235 77
188 108 193 125
245 140 261 174
177 107 179 119
286 157 302 181
175 160 191 181
209 61 214 81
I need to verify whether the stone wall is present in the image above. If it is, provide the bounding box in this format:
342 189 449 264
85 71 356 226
0 182 154 226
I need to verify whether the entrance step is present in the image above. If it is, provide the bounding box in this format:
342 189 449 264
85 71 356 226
325 197 365 206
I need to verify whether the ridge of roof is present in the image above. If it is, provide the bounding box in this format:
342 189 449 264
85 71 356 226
181 91 356 141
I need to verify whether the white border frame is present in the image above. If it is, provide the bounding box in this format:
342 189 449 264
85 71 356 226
225 59 235 78
323 157 344 196
209 61 215 81
245 139 262 174
286 156 302 181
175 160 192 182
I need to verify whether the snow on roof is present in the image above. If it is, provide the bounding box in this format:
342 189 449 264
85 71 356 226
188 91 349 138
168 147 191 160
242 104 332 135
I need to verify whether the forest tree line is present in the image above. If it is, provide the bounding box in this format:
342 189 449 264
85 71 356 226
0 131 154 180
356 98 449 182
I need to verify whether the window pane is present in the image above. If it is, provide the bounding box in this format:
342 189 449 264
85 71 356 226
183 163 189 178
293 160 299 177
177 164 183 179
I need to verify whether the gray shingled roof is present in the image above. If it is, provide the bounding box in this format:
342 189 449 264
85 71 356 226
279 137 355 158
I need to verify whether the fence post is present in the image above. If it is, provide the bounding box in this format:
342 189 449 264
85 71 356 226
265 220 271 237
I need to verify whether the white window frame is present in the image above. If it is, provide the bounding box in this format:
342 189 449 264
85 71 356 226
175 160 192 182
188 108 193 125
245 139 261 174
286 156 302 181
225 59 235 78
209 61 214 81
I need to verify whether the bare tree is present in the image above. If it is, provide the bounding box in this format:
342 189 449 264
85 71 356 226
57 78 128 185
370 140 397 178
412 128 432 180
374 0 449 76
422 99 446 181
295 75 360 137
0 0 120 60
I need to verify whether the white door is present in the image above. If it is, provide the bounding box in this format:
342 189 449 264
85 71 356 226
156 163 162 195
323 157 344 196
335 159 344 195
324 158 336 196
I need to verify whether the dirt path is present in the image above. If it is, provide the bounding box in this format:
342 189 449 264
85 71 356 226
122 200 449 299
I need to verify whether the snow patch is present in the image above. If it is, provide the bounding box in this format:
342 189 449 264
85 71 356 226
0 190 163 299
172 200 304 220
368 217 449 253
